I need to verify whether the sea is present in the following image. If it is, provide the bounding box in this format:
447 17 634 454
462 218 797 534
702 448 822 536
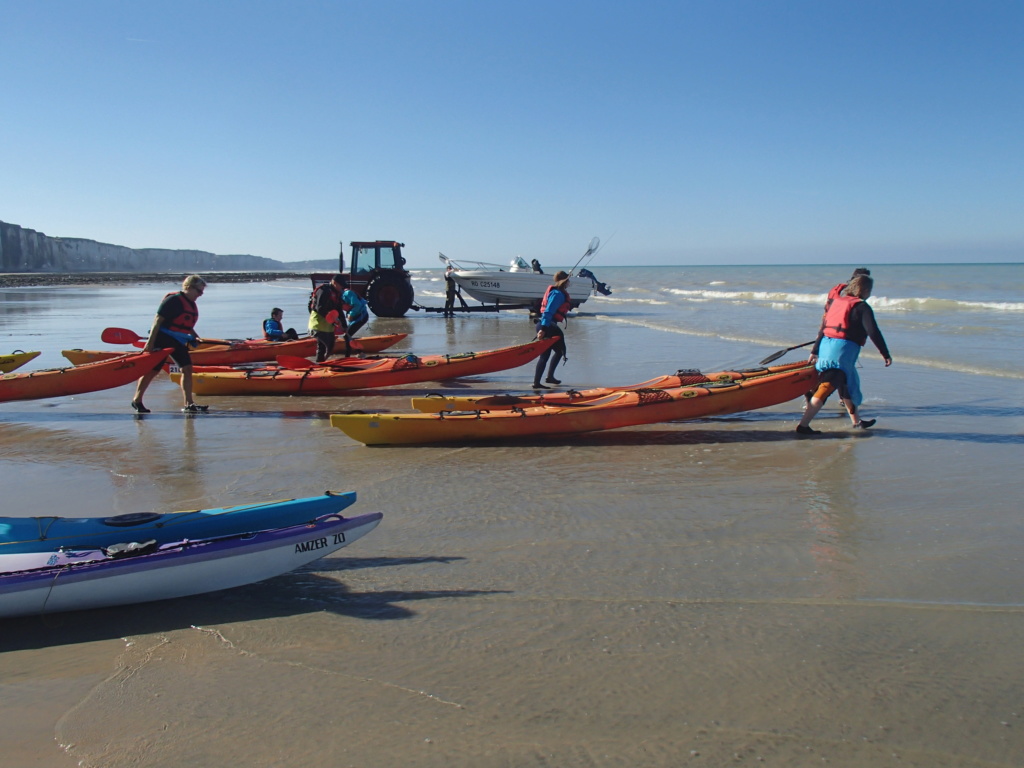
1 262 1022 768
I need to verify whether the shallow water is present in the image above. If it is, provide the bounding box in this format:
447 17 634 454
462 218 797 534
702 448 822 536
1 271 1023 767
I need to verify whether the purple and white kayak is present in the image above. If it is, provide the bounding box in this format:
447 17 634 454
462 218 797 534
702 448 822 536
0 511 382 618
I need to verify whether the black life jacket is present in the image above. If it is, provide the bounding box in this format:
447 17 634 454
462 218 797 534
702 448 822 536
822 295 861 340
308 283 338 314
540 285 571 324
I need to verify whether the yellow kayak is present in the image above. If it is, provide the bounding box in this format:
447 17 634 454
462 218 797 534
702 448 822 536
331 364 817 445
0 350 41 374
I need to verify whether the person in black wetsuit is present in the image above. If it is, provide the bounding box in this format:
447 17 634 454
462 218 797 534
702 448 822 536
308 275 346 362
443 265 469 317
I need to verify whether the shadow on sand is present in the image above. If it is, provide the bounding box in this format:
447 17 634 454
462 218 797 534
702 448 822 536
0 555 506 653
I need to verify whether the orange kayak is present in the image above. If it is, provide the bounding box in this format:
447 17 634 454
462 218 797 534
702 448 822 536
410 361 810 412
177 339 556 396
330 364 818 445
62 333 407 367
0 350 171 403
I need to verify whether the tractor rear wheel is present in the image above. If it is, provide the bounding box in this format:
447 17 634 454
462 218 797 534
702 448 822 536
366 274 414 317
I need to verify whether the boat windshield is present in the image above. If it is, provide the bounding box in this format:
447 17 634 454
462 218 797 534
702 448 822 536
510 256 531 272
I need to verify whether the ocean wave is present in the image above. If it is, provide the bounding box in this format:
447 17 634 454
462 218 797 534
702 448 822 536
870 297 1024 313
591 295 670 306
589 314 1024 379
653 287 1024 313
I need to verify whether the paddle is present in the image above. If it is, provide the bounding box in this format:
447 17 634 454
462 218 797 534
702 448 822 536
277 355 316 370
101 327 237 346
569 236 601 274
758 340 815 365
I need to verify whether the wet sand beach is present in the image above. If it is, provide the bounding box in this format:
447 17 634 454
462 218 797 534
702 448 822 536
1 276 1023 767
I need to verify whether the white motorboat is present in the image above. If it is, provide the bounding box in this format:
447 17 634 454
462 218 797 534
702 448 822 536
440 237 611 310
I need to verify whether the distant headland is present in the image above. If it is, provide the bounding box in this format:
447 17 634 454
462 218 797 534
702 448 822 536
0 220 335 283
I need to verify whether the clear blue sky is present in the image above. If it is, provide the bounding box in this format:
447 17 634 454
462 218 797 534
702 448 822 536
2 1 1021 267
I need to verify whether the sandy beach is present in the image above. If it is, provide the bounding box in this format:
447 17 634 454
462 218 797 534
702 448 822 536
1 273 1023 767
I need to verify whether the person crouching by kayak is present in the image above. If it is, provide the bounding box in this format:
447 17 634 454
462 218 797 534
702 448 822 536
263 308 299 341
338 277 369 357
132 274 209 413
796 274 892 435
533 270 571 389
308 275 346 362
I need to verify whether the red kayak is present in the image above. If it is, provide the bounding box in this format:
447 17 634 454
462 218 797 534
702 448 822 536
63 333 407 368
178 339 556 395
0 350 171 403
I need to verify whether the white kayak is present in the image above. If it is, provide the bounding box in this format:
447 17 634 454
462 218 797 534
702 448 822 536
0 511 382 618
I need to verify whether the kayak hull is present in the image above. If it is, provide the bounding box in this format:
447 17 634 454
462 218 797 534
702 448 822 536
0 491 357 554
180 339 556 395
0 511 382 618
0 350 171 403
330 364 817 445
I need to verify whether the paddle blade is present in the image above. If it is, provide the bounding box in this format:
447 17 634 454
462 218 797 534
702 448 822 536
758 340 815 366
758 349 787 365
276 355 315 370
101 327 144 345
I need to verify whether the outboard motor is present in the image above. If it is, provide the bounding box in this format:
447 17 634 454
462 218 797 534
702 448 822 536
577 268 612 296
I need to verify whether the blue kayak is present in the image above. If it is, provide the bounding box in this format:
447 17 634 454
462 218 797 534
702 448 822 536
0 492 356 555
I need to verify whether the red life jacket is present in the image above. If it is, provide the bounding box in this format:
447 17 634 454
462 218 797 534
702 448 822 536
540 285 572 324
822 295 861 340
826 282 847 303
162 292 198 334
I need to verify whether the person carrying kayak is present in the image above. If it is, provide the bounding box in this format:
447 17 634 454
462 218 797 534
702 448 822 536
533 270 572 389
131 274 209 413
796 273 892 435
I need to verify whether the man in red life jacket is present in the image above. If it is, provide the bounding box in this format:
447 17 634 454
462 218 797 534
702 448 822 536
796 274 892 435
131 274 209 413
533 270 572 389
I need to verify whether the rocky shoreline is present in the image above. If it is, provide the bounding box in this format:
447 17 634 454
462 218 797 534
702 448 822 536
0 271 310 288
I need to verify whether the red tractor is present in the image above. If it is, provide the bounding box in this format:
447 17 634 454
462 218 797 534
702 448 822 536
311 241 415 318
